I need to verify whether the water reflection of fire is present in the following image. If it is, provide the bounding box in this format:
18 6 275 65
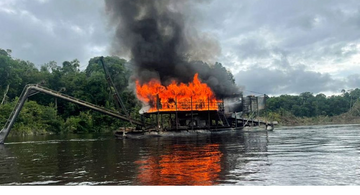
136 73 222 113
134 143 222 185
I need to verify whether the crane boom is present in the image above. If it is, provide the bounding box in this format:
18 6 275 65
98 57 131 121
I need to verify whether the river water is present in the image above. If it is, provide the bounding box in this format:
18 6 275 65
1 124 360 185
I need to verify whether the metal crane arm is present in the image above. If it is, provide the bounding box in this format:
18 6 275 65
0 84 143 144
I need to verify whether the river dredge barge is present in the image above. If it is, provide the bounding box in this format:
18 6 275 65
114 96 277 138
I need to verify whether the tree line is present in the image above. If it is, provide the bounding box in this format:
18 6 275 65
266 90 360 118
260 85 360 125
0 48 359 135
0 48 140 135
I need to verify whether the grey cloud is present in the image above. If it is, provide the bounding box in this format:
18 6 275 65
234 37 272 59
1 0 359 96
198 0 360 96
235 66 344 95
346 74 360 88
202 0 360 69
0 0 110 67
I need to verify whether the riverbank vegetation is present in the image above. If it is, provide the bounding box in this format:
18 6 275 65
263 89 360 126
0 48 140 135
0 48 359 135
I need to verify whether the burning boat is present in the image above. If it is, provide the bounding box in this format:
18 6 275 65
136 73 228 131
114 72 275 137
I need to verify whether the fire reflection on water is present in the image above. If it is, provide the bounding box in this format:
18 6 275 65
134 143 222 185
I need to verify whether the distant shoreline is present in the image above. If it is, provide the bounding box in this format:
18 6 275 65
276 116 360 127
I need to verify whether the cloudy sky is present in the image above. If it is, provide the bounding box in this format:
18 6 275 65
1 0 360 96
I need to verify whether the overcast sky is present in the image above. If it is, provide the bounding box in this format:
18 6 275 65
1 0 360 96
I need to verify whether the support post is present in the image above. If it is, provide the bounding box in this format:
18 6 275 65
175 97 178 130
156 112 158 131
256 96 259 118
208 96 210 130
235 112 238 128
157 94 160 131
191 96 193 130
161 113 164 131
0 87 31 144
170 113 173 129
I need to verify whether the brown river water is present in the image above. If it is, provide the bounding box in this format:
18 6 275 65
1 124 360 185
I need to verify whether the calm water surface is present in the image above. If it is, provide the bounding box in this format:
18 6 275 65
1 124 360 185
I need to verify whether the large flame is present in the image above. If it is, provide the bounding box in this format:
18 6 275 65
136 73 222 113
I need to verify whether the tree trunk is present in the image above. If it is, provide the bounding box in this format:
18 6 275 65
1 84 9 105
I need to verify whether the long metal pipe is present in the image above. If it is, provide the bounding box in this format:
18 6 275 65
0 84 144 144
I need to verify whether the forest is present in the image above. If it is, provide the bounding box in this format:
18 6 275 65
0 48 359 135
266 90 360 117
263 90 360 125
0 48 140 135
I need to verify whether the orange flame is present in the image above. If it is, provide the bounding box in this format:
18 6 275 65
136 73 222 112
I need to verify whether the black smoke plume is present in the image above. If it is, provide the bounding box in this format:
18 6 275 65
104 0 239 98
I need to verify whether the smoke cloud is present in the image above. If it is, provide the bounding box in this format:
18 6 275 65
104 0 239 98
